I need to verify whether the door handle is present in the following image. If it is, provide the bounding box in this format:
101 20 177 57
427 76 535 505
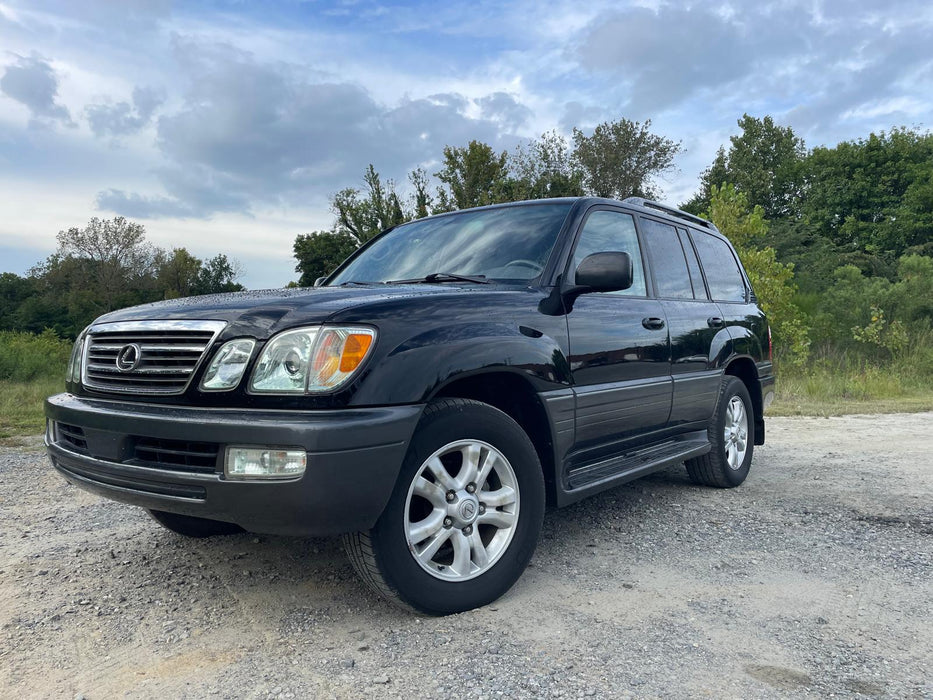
642 317 665 330
708 317 725 329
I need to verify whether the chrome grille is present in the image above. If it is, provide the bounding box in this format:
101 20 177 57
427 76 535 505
83 320 227 395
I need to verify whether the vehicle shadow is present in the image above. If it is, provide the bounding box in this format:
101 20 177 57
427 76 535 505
86 462 709 634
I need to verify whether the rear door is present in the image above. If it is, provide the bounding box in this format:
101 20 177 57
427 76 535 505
564 208 671 451
640 218 725 427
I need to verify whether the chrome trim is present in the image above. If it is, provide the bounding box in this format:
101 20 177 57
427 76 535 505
48 438 220 484
87 320 227 334
82 320 227 396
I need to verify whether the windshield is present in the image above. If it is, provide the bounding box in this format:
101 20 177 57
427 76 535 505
328 202 573 285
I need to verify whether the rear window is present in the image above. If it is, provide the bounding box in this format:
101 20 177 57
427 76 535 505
678 228 707 299
691 231 746 302
641 218 692 299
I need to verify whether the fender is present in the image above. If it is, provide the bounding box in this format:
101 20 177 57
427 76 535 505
349 321 572 406
709 327 736 370
725 323 765 360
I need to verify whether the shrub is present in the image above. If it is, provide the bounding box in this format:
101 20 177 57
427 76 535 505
0 330 72 382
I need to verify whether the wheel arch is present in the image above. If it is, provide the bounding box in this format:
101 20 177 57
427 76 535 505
430 370 558 505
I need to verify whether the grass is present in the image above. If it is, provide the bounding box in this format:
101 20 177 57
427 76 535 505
0 331 70 444
770 363 933 416
0 377 63 445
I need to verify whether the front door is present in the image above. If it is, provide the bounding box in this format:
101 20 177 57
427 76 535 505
564 208 672 453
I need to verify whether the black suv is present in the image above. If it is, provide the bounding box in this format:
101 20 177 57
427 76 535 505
46 197 775 615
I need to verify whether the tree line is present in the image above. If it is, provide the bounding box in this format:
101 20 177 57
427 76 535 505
294 115 932 372
686 116 932 368
1 217 244 339
293 119 679 284
3 113 930 376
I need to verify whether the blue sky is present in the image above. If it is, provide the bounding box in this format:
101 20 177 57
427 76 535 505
2 0 931 288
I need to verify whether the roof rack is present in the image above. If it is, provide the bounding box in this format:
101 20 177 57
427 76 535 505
623 197 718 231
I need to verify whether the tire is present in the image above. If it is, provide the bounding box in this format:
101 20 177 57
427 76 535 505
343 398 545 615
686 376 754 488
148 509 244 538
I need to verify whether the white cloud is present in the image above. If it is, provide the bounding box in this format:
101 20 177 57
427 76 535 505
1 0 932 287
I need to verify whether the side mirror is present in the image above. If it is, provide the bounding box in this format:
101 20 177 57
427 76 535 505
313 276 327 287
573 252 633 293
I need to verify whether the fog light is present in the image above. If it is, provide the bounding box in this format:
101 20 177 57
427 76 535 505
225 447 306 479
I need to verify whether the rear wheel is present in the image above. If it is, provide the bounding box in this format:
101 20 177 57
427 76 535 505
686 376 754 488
343 398 545 615
148 510 244 538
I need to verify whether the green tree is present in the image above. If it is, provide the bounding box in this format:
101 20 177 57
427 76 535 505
409 167 433 219
887 254 933 324
293 231 358 286
295 164 421 284
434 140 511 211
0 273 35 332
53 216 157 311
706 184 810 366
809 263 901 362
155 247 202 299
25 254 109 337
194 254 245 295
686 115 805 218
571 118 680 200
333 164 408 244
510 130 584 200
683 147 729 214
802 128 933 258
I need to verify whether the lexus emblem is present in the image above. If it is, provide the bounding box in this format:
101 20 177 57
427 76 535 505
115 343 142 372
459 500 477 521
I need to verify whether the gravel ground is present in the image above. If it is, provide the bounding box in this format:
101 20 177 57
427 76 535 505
1 413 931 699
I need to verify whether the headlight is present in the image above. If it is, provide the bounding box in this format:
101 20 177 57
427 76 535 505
249 326 375 394
66 329 88 384
200 338 256 391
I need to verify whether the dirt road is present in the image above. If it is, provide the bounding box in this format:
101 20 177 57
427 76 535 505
1 413 931 698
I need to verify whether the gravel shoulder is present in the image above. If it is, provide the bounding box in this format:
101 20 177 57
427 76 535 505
2 413 931 699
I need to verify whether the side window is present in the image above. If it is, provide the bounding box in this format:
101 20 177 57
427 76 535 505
678 228 708 299
640 218 693 299
692 231 746 302
571 210 647 296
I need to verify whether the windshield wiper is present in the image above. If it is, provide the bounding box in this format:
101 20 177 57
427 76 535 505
387 272 490 285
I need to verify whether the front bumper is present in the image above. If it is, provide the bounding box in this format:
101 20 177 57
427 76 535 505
45 393 424 536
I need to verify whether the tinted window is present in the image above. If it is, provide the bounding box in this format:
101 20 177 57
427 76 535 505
692 231 746 302
571 210 646 296
330 203 572 284
678 228 707 299
641 218 692 299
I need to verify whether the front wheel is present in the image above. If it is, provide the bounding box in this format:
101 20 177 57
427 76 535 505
685 376 754 488
343 398 545 615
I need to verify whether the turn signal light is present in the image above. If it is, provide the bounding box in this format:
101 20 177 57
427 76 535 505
339 333 374 372
308 327 376 390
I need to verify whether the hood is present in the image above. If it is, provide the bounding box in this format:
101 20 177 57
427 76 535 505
93 284 520 339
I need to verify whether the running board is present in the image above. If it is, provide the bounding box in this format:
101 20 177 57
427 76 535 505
562 436 710 502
